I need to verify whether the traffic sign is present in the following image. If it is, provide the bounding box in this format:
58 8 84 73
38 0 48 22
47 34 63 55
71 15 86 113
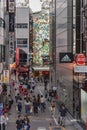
75 54 85 65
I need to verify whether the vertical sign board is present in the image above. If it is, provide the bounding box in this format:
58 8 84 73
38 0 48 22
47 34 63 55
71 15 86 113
9 0 15 13
9 0 15 64
0 103 3 116
16 48 20 66
3 70 9 83
9 13 14 32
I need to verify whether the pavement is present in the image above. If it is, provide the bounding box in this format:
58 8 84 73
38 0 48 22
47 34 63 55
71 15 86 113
6 80 85 130
37 83 85 130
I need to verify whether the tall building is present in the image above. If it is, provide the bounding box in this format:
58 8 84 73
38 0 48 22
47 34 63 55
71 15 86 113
0 0 6 64
80 0 87 123
51 0 86 123
15 6 30 65
32 8 50 77
51 0 74 115
0 0 6 78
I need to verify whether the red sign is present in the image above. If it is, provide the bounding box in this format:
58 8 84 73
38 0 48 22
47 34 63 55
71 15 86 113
75 54 86 65
16 48 20 66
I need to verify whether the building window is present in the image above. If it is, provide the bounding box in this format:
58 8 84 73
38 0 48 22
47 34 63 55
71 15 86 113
17 38 28 47
20 53 27 63
15 23 28 28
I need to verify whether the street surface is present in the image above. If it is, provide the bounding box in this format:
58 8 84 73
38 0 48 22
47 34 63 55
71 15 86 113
5 80 84 130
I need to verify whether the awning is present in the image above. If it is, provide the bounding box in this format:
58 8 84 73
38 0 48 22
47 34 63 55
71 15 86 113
16 65 28 73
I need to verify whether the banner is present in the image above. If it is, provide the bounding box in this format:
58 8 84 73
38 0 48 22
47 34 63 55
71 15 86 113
16 48 20 66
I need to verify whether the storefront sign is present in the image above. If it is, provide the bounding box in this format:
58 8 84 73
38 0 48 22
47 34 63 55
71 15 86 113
74 66 87 73
3 70 9 83
59 53 73 63
9 0 15 13
75 54 85 65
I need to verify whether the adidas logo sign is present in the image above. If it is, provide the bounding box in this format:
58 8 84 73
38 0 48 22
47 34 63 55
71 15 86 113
61 54 71 62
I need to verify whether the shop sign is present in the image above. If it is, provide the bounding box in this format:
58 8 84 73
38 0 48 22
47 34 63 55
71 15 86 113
74 66 87 73
75 54 86 65
59 53 73 63
9 0 15 13
3 70 9 83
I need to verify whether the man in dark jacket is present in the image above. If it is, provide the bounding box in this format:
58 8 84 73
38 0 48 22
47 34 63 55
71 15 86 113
59 105 67 127
16 115 23 130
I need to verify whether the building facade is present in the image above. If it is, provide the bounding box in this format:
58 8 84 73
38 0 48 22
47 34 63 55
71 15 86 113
80 0 87 123
0 0 6 67
15 6 30 65
50 0 87 123
55 0 74 115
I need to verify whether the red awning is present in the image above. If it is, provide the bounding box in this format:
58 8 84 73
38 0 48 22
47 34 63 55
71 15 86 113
16 66 28 72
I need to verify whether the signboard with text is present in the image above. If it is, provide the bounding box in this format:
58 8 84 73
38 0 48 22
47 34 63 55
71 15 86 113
74 66 87 73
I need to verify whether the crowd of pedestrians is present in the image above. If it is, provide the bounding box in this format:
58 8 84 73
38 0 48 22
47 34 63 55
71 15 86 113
14 76 48 130
0 74 68 130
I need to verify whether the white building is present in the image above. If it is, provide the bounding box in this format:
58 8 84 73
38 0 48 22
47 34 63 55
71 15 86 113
15 6 30 65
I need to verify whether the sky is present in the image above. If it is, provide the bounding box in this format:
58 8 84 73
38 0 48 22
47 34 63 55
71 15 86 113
29 0 41 12
16 0 41 12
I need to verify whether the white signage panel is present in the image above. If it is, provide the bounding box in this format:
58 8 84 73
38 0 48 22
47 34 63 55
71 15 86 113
74 66 87 73
3 70 10 83
9 0 15 13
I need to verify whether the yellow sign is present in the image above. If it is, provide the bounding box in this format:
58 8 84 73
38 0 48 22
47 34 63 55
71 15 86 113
3 70 9 83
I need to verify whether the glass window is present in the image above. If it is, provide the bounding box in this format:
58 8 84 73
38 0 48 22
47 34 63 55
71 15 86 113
15 23 28 28
17 38 28 47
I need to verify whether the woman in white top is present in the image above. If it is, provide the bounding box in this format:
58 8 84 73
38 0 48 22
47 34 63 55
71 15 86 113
0 113 8 130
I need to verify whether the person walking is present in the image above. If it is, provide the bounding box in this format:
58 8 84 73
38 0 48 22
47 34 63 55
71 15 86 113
58 105 67 127
24 98 30 114
40 95 45 112
0 113 8 130
16 115 23 130
50 101 55 115
17 98 22 114
22 119 30 130
33 96 38 114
